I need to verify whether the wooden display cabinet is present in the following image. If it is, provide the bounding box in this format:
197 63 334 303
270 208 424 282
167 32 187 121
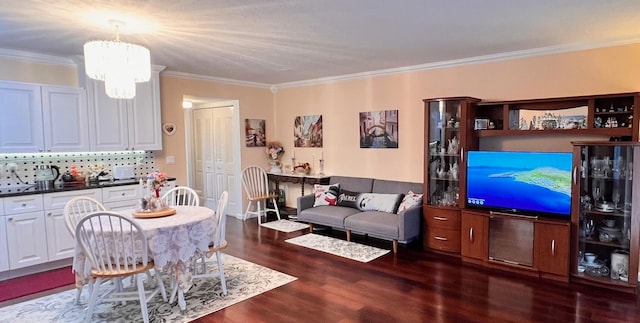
571 141 639 293
535 220 570 281
461 210 487 264
422 97 480 254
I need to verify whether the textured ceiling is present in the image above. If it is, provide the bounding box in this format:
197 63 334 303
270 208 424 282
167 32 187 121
1 0 640 85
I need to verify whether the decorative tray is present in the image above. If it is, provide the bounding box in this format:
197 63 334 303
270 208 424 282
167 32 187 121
132 207 177 218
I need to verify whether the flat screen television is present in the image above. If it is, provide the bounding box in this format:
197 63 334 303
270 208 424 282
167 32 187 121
466 151 573 219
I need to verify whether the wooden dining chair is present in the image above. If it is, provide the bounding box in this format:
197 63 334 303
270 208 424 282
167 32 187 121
162 186 200 206
63 196 107 304
192 191 229 295
75 211 167 323
241 166 280 224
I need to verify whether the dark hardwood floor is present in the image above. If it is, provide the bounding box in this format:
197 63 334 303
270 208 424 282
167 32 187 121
2 215 639 322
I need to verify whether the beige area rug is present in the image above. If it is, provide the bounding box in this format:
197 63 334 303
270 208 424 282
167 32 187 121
285 233 390 262
0 254 296 323
260 219 309 233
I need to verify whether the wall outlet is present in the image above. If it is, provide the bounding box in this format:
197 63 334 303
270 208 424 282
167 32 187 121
6 162 18 174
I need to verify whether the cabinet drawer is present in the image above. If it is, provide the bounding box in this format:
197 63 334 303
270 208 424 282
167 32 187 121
4 195 44 214
43 189 102 210
102 185 140 203
425 227 461 252
424 208 460 230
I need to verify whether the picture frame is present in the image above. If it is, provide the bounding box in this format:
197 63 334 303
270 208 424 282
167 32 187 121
162 122 176 136
359 109 398 148
245 119 266 147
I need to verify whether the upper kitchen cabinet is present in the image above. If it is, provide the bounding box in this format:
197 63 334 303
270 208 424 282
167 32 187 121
87 65 165 151
0 81 89 153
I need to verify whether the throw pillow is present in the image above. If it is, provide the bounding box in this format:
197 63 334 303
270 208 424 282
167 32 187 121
313 183 340 207
337 189 360 209
356 193 404 213
396 191 423 214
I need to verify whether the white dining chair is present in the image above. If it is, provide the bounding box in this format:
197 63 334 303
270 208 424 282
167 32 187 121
162 186 200 206
63 196 106 304
192 191 229 295
241 166 280 224
75 211 167 323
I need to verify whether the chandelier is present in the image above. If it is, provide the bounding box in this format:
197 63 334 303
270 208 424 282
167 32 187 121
83 20 150 99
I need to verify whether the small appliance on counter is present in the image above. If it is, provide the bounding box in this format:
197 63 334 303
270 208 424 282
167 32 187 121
34 165 60 189
113 165 136 180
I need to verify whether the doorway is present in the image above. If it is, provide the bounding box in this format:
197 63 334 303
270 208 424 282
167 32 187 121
184 98 242 216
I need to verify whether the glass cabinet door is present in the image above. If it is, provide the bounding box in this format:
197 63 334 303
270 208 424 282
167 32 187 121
575 142 638 288
427 100 461 206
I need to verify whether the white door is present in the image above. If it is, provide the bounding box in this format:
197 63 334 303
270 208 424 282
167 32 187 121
0 81 44 153
193 109 215 207
6 211 48 269
213 107 235 209
41 86 90 152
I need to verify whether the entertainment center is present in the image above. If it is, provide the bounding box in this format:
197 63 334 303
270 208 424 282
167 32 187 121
423 93 640 293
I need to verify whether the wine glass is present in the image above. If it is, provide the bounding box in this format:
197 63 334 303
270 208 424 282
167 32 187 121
585 218 595 239
592 184 602 206
612 188 621 210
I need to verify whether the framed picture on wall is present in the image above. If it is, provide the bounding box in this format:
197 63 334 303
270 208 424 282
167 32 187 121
359 109 398 148
245 119 266 147
294 115 323 147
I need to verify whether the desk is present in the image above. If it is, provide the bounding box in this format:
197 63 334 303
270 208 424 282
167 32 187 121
73 206 216 312
267 173 330 196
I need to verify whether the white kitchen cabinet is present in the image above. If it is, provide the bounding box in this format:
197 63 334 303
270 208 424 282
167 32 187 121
102 185 141 210
0 198 8 272
0 81 89 153
87 66 165 151
43 189 101 261
5 211 47 269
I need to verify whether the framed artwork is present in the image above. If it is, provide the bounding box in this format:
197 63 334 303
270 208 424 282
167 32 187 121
162 122 176 136
245 119 266 147
359 109 398 148
294 115 323 147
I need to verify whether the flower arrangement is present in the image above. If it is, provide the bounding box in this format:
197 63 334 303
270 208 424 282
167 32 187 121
265 141 285 161
146 170 168 198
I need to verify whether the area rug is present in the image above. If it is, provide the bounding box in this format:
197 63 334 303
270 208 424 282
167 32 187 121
285 233 390 262
0 266 75 302
260 219 309 233
0 254 296 323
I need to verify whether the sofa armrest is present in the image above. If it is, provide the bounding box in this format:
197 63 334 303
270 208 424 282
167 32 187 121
397 205 422 242
297 194 315 213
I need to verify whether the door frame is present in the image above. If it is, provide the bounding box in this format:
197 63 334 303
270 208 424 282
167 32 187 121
184 99 242 217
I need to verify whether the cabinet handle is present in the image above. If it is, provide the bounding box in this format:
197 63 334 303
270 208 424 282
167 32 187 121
121 193 126 196
434 236 448 241
551 239 556 256
573 166 577 185
8 217 12 221
47 149 51 152
47 212 52 216
470 228 474 242
21 203 27 207
38 149 43 152
460 147 464 162
433 216 448 221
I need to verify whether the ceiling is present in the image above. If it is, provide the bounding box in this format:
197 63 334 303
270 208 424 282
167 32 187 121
1 0 640 86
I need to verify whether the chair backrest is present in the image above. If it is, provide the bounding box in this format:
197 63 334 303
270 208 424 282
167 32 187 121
75 211 150 274
241 166 270 199
64 196 107 237
162 186 200 206
213 191 229 247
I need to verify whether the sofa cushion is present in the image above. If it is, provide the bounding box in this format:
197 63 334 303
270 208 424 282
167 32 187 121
298 205 361 227
397 191 423 214
372 179 422 195
344 211 399 239
356 193 404 213
337 189 360 209
329 176 374 193
313 183 340 207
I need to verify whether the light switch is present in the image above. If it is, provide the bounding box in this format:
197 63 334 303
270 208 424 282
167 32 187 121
166 156 176 165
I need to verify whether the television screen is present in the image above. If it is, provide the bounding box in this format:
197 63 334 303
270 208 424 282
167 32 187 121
466 151 573 218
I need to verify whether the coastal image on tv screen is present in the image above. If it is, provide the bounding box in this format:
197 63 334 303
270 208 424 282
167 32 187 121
466 151 572 217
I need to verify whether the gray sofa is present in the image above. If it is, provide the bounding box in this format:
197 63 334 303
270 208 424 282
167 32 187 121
297 176 423 253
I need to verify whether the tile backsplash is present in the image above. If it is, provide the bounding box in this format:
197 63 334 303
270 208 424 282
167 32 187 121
0 151 157 188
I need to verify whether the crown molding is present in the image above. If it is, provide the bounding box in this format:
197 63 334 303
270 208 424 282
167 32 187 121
0 48 76 66
161 70 270 89
274 36 640 89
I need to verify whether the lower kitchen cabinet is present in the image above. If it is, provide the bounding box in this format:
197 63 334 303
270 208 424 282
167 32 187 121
5 211 48 269
0 217 8 272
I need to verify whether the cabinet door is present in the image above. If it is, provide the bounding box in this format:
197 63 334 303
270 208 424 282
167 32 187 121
128 71 162 150
6 211 48 269
0 81 44 153
461 212 487 260
535 222 569 277
87 78 130 150
0 218 9 272
41 86 90 152
45 208 74 261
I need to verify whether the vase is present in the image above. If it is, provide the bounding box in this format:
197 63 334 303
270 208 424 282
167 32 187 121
269 160 282 173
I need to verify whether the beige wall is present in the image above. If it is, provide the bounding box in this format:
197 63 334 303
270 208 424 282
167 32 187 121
0 56 77 86
273 43 640 189
156 75 273 185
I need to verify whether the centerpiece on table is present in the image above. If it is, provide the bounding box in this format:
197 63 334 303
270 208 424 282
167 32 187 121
134 170 175 217
266 141 285 173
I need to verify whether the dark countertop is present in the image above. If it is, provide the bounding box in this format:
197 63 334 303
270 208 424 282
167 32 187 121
0 177 177 198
